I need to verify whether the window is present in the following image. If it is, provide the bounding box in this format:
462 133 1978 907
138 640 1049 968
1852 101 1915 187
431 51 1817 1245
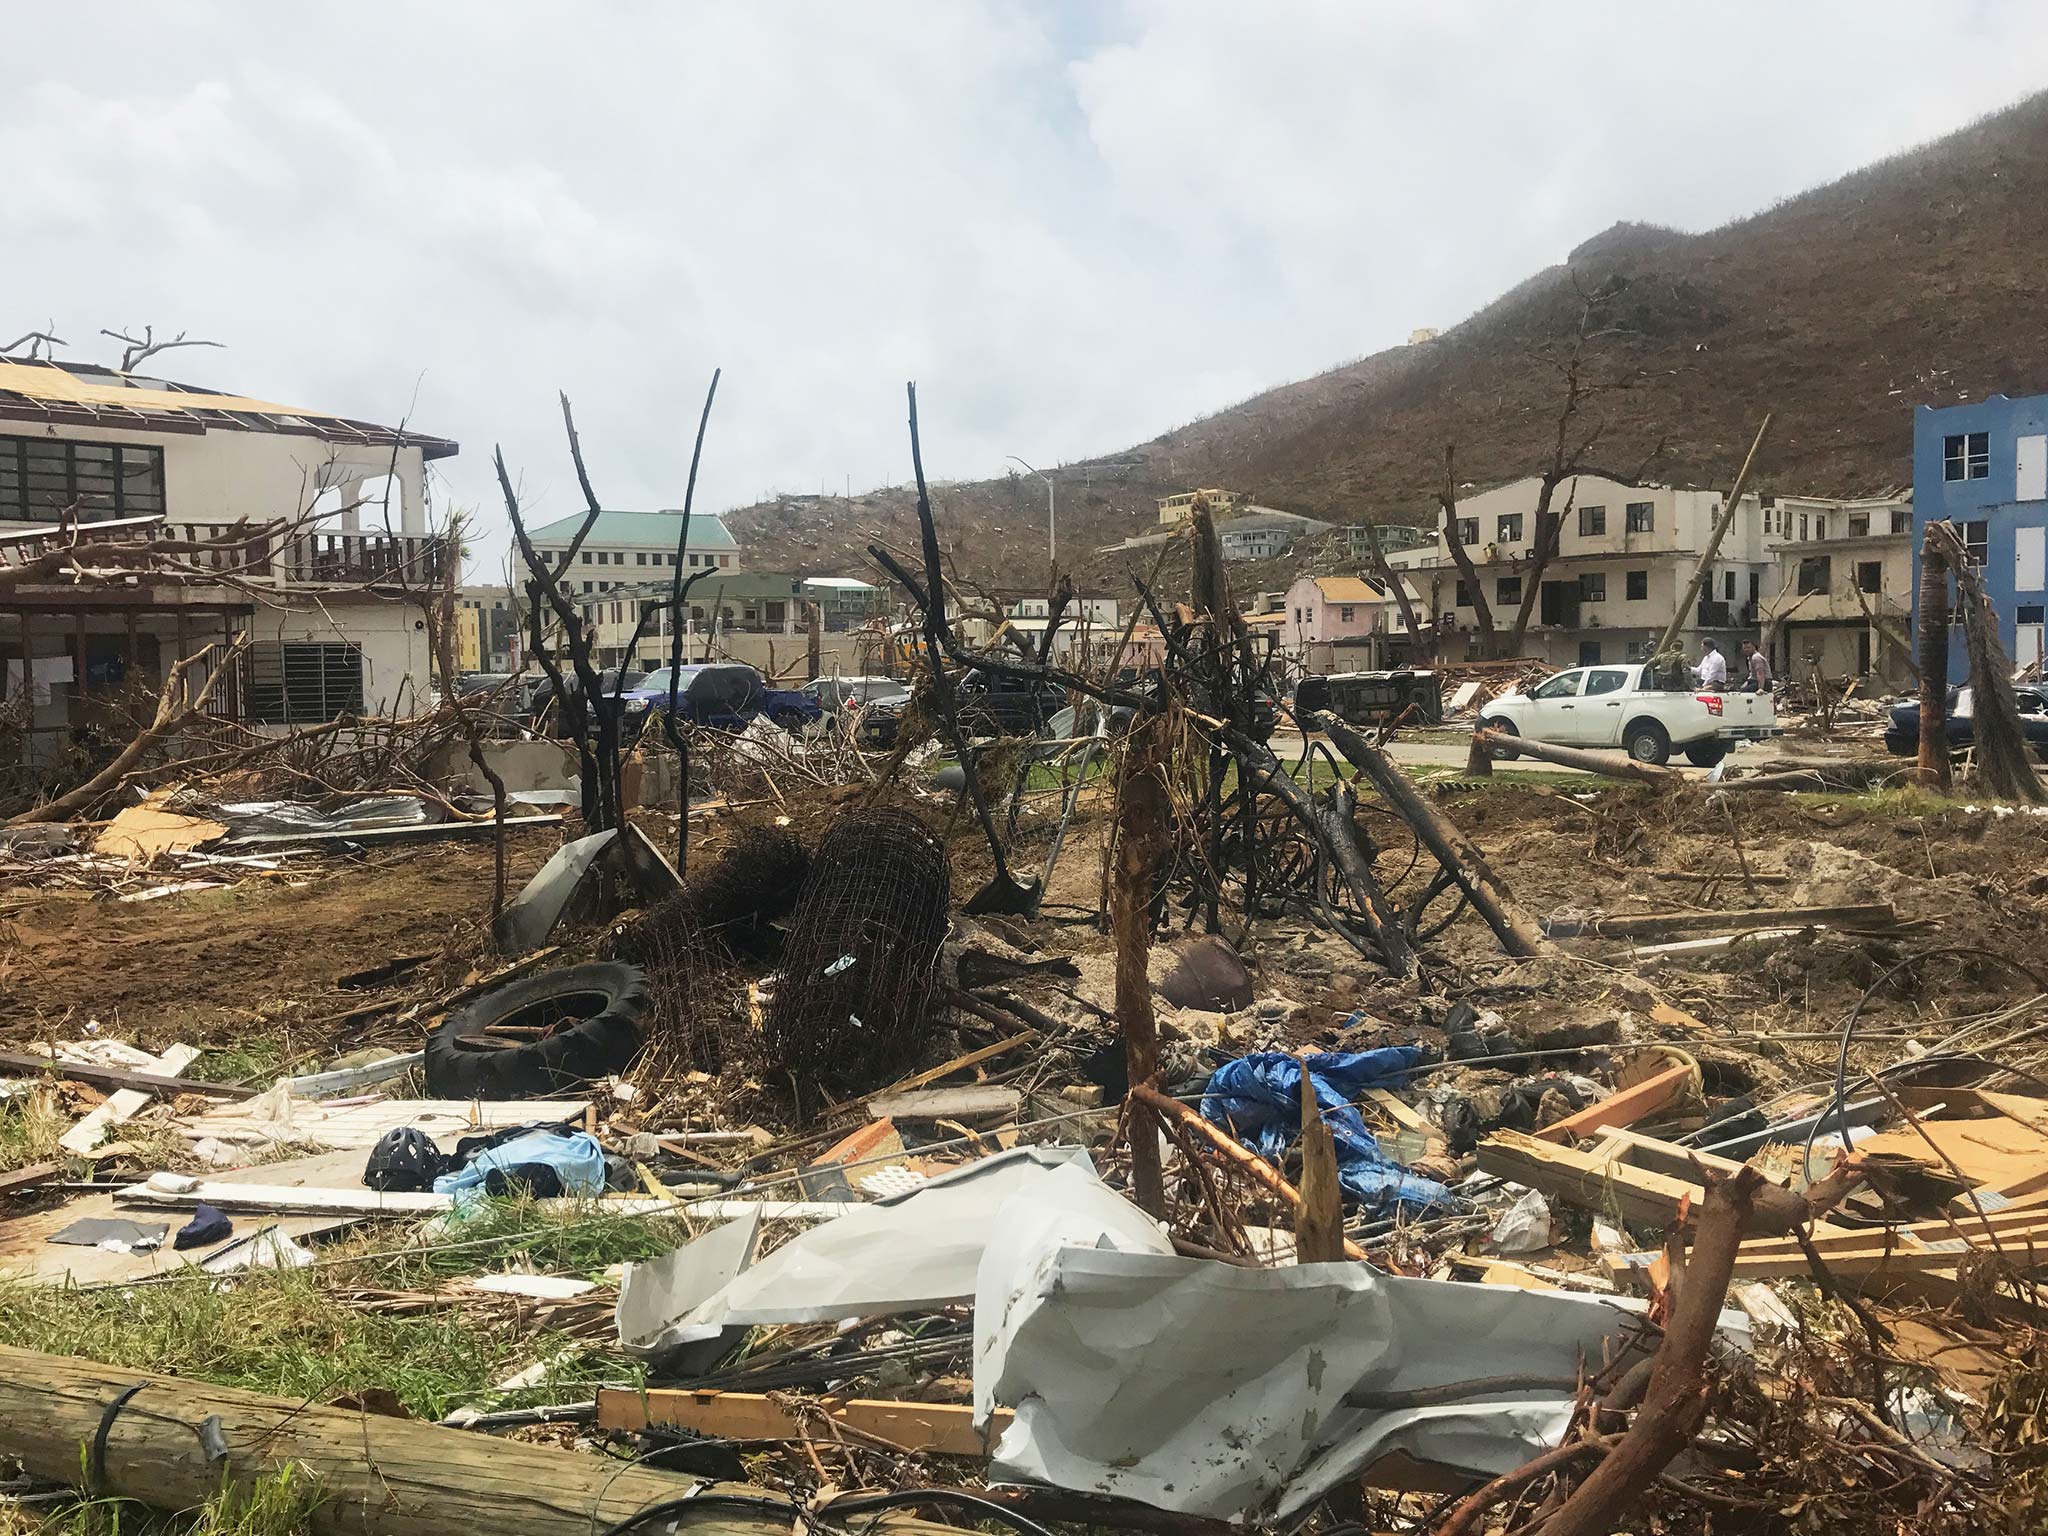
1579 571 1606 602
246 642 364 725
0 434 167 522
1815 516 1827 541
1584 668 1629 695
765 600 786 625
1749 571 1761 603
636 552 648 566
1456 517 1479 545
1891 508 1912 534
1495 575 1522 604
1455 580 1474 607
1625 501 1654 533
1578 505 1606 536
1625 569 1648 601
1762 507 1775 534
1848 514 1870 538
1723 571 1736 600
1943 431 1990 482
1964 519 1989 565
1578 641 1603 666
1531 669 1583 700
1339 605 1355 622
581 581 592 593
1496 514 1523 542
1796 555 1831 595
581 551 592 564
1857 561 1883 594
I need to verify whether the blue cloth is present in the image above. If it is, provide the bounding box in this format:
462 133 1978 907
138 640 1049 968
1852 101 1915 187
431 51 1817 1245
1200 1048 1456 1218
432 1128 608 1198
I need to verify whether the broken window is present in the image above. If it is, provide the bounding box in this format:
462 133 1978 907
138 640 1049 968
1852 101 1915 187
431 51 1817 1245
246 642 364 726
1625 502 1654 533
1892 508 1913 534
1495 575 1522 604
1339 605 1354 622
1723 570 1736 600
1796 556 1831 595
1857 561 1883 594
1625 569 1648 601
1579 571 1606 602
1496 514 1523 542
1848 514 1870 538
1944 431 1991 482
1578 505 1606 536
1815 515 1827 540
1456 517 1479 545
0 433 166 522
1964 520 1990 565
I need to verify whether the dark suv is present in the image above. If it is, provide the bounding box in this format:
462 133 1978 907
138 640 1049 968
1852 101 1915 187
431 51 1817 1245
956 670 1067 736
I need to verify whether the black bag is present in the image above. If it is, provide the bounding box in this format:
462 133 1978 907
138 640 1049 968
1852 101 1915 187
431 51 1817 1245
364 1127 450 1192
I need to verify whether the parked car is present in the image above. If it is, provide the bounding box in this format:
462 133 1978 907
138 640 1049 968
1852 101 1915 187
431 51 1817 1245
956 669 1068 737
801 675 913 748
532 667 644 734
618 663 823 732
1295 670 1443 728
1884 685 2048 760
1478 662 1779 766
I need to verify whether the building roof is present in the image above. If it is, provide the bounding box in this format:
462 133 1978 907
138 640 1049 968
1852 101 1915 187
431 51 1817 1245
801 575 879 590
526 509 738 549
1311 576 1383 603
0 359 457 460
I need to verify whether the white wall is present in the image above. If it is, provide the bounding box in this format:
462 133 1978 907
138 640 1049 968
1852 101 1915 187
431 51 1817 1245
245 596 438 717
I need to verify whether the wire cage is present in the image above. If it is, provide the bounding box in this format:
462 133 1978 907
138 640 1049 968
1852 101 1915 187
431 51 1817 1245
763 807 952 1082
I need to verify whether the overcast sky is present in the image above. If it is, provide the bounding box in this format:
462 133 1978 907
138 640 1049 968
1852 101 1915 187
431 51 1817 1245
11 2 2048 573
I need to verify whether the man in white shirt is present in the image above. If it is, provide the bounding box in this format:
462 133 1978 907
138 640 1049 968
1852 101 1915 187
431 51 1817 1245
1693 639 1728 688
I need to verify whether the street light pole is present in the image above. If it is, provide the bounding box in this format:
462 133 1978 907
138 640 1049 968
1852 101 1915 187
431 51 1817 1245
1007 455 1055 569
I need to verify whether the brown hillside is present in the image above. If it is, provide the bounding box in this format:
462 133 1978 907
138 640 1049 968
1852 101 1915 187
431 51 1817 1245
731 91 2048 591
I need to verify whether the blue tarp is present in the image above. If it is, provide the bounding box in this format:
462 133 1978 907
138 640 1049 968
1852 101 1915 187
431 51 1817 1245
432 1128 608 1199
1200 1048 1457 1218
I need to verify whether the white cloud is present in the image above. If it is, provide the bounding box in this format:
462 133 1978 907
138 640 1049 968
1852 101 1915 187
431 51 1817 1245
7 0 2047 573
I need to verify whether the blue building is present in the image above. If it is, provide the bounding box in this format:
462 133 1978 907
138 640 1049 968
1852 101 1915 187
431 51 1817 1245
1912 394 2048 682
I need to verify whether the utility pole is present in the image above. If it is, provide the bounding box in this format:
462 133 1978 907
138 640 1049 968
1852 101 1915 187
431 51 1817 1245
1007 455 1055 570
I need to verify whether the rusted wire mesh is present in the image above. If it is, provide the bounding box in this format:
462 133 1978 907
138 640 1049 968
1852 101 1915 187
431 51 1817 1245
610 824 810 1073
763 807 951 1082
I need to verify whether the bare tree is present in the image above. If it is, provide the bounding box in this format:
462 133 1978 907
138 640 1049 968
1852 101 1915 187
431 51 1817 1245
1356 520 1430 658
1437 445 1494 649
99 327 224 373
1 327 66 361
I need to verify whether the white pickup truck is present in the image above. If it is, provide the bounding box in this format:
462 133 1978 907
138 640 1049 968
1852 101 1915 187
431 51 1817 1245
1478 662 1779 766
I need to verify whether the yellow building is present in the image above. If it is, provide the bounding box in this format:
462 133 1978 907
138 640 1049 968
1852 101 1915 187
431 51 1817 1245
1156 488 1240 526
455 605 482 672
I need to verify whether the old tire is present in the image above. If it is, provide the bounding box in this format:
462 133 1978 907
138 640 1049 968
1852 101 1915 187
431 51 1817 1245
1479 716 1520 760
1624 719 1672 766
1683 741 1729 768
424 961 651 1098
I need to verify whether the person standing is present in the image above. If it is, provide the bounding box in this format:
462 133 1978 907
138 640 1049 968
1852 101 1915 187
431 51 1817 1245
1740 640 1771 693
1693 638 1728 688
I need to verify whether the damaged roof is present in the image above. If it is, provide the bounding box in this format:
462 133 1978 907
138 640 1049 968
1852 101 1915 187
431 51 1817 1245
0 359 458 460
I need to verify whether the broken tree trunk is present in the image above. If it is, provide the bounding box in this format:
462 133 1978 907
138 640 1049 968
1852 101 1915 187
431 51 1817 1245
1115 712 1171 1218
1917 526 1953 792
1534 1167 1766 1536
1470 727 1686 788
1929 519 2046 803
1312 711 1554 958
1295 1061 1346 1263
0 1344 802 1536
1309 777 1415 975
1652 413 1773 661
1133 1083 1369 1262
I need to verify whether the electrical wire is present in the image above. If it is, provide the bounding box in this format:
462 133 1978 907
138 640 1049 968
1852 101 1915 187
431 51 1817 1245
830 1486 1062 1536
593 1491 815 1536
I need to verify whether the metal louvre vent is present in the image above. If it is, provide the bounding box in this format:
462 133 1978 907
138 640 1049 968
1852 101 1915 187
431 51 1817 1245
246 641 364 725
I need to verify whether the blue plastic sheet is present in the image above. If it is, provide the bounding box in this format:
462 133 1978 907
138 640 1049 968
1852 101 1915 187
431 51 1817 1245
1200 1048 1456 1217
432 1127 608 1199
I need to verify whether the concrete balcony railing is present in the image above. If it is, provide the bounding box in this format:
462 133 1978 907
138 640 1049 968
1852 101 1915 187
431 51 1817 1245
168 523 447 589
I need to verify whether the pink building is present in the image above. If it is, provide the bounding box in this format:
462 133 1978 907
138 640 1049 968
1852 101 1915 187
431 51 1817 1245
1281 575 1382 654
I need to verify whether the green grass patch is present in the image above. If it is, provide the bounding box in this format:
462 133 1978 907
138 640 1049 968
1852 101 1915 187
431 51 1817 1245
0 1089 68 1173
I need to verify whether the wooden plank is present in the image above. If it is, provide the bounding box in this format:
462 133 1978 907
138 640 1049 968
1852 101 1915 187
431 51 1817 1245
184 1096 592 1151
597 1388 1011 1458
0 1048 253 1100
1544 902 1897 939
868 1085 1021 1124
1365 1088 1427 1132
223 813 566 848
1476 1129 1699 1230
1647 1000 1711 1034
832 1032 1037 1115
0 1161 62 1198
1535 1064 1692 1144
59 1043 200 1154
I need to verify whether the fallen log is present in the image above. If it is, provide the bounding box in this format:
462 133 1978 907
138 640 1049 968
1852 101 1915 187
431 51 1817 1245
1543 901 1897 939
0 1344 808 1536
1470 727 1684 787
1312 712 1553 958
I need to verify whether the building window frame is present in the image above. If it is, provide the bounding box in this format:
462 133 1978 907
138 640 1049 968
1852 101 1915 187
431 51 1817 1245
0 433 167 522
1625 569 1649 602
1578 505 1606 537
1625 501 1654 534
1944 431 1991 482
